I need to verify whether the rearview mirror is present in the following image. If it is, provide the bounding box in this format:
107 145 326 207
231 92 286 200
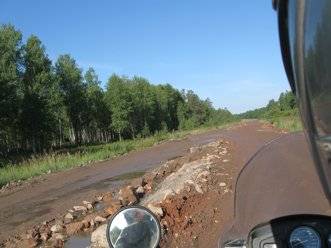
106 206 161 248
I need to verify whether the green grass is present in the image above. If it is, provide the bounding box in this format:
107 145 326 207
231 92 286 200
0 123 235 187
268 115 303 132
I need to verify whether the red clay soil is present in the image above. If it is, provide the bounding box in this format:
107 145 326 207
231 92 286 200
0 121 284 247
0 126 239 242
158 121 284 248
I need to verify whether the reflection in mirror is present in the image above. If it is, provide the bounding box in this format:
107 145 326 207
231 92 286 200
107 206 161 248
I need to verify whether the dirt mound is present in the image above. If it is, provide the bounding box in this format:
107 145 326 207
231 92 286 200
153 141 235 248
87 139 234 248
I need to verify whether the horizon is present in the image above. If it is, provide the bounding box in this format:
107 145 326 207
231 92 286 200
1 0 290 114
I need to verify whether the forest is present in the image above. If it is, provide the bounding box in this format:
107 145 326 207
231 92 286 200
238 91 302 131
0 24 234 165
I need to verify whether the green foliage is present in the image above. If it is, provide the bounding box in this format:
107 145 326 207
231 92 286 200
0 125 233 187
177 90 235 130
0 23 236 175
84 68 111 142
55 54 87 145
105 74 133 140
239 91 302 132
20 35 59 152
0 24 22 154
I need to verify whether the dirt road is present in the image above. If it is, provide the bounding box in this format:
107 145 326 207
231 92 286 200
0 121 282 243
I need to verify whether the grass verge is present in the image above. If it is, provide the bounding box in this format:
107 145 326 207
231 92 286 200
268 115 303 132
0 123 235 187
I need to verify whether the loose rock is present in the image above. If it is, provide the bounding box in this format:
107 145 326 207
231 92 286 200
40 232 50 242
102 192 114 204
90 224 109 248
65 222 84 236
194 184 203 194
50 224 64 233
136 186 145 195
64 213 74 224
147 203 164 217
51 236 64 248
86 203 93 210
94 216 107 223
104 202 122 217
118 186 138 206
73 205 87 212
82 200 91 205
24 238 39 248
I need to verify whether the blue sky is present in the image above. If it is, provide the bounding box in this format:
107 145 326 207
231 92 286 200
1 0 290 113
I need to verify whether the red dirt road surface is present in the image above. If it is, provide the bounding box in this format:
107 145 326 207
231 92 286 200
0 121 304 246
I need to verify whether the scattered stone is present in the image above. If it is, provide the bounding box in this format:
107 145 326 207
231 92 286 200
200 178 208 183
163 189 175 200
86 203 93 210
104 202 122 217
136 186 145 195
118 186 138 206
96 196 103 201
73 205 87 212
64 213 74 224
82 219 90 229
102 192 114 204
51 235 64 248
65 222 84 236
141 177 148 186
219 182 227 187
24 237 39 248
90 224 109 248
147 203 164 217
197 171 210 178
222 159 229 163
94 216 107 223
72 210 85 219
144 183 152 192
26 228 40 240
40 232 50 242
82 200 91 205
53 233 65 241
50 224 64 233
194 184 203 194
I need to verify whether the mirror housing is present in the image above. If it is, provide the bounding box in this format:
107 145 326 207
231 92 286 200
106 205 161 248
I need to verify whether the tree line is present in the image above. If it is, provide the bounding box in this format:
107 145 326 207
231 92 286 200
238 91 297 119
0 24 234 160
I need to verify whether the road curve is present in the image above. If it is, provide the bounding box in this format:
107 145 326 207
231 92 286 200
0 121 282 241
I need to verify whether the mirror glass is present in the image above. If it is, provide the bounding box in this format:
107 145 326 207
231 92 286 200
107 206 161 248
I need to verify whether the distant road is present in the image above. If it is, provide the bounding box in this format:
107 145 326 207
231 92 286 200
0 121 282 242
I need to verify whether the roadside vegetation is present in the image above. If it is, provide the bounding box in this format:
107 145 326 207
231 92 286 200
0 123 234 187
0 24 236 186
238 91 302 132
